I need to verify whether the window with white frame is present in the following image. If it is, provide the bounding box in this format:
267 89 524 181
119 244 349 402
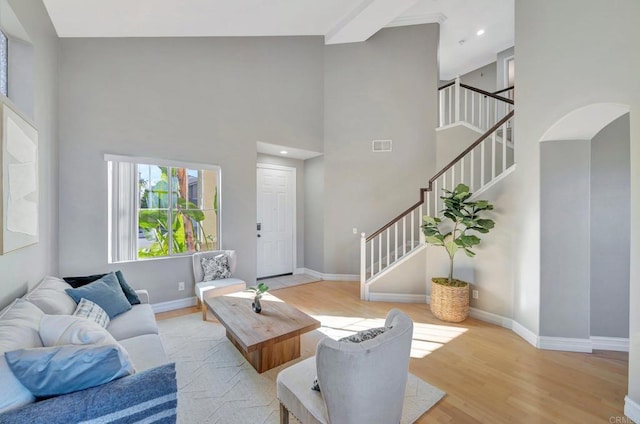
106 155 220 263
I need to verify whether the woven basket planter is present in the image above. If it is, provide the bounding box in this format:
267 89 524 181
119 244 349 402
430 278 469 323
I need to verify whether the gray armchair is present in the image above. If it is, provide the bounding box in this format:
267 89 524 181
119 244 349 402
192 250 246 320
276 308 413 423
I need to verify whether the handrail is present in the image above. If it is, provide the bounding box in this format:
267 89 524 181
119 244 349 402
428 110 514 186
459 83 513 104
438 81 455 90
366 193 427 241
366 110 514 242
438 81 513 105
493 86 514 95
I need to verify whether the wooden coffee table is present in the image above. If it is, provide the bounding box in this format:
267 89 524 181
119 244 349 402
205 292 320 373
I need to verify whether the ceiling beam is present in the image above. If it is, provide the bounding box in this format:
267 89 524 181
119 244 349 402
325 0 419 45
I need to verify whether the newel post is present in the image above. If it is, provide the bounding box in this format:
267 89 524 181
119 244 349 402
454 76 461 123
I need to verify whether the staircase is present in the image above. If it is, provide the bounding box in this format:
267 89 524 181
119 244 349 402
360 79 515 300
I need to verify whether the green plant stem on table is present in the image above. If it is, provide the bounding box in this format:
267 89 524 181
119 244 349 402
246 283 269 313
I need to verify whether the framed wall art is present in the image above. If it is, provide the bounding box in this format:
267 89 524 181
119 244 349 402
0 99 38 254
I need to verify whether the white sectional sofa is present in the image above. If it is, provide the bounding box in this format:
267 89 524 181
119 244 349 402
0 275 177 423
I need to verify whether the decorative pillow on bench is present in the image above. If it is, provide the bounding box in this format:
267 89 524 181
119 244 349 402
311 326 391 392
201 254 232 281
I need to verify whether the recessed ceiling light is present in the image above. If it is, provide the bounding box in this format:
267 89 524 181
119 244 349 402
280 150 288 155
477 29 485 36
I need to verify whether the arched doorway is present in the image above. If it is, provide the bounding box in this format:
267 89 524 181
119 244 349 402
539 103 631 350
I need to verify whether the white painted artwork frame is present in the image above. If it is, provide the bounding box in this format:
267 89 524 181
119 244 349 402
0 99 38 254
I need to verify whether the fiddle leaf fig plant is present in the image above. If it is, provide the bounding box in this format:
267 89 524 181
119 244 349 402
422 183 495 285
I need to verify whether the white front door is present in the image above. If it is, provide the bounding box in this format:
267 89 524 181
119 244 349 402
257 164 295 278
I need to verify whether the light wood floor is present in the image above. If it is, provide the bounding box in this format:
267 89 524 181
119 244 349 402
157 281 629 423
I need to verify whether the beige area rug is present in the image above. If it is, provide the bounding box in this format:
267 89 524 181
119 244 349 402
159 313 445 424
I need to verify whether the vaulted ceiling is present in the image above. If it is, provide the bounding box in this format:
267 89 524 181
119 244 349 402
42 0 513 80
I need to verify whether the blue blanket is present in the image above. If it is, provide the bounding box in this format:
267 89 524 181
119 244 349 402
0 363 177 424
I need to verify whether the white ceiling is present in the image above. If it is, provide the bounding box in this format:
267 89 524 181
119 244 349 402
42 0 513 80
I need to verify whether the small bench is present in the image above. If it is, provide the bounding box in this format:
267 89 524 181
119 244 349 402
192 250 246 320
196 278 246 320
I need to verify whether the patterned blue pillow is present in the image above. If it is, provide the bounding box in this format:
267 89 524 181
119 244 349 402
73 299 110 328
65 273 132 319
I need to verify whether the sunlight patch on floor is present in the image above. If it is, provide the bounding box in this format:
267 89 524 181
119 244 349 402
310 314 468 358
410 322 468 358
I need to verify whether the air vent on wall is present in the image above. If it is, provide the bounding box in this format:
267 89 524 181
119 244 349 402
372 139 392 152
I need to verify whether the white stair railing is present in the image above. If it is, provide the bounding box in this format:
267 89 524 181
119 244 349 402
439 78 514 132
360 111 515 300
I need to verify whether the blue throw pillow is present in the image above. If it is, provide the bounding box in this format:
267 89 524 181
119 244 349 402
5 344 134 397
64 271 140 305
66 273 132 319
114 271 140 305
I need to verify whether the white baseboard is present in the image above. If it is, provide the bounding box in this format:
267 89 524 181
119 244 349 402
293 268 306 275
625 396 640 423
469 307 513 329
511 320 539 348
322 273 359 281
300 268 359 281
538 336 592 353
368 293 427 303
152 296 198 313
591 336 629 352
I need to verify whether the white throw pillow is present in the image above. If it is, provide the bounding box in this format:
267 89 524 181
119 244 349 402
24 276 77 315
0 299 43 413
39 314 117 347
0 299 44 352
73 298 110 328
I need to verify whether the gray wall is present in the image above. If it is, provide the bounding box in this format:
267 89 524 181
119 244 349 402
323 24 439 274
538 116 631 341
515 0 640 405
460 61 497 93
256 153 305 269
540 140 591 338
58 36 325 303
590 114 630 338
57 25 440 299
303 156 324 272
0 0 58 309
441 60 499 92
435 124 482 169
